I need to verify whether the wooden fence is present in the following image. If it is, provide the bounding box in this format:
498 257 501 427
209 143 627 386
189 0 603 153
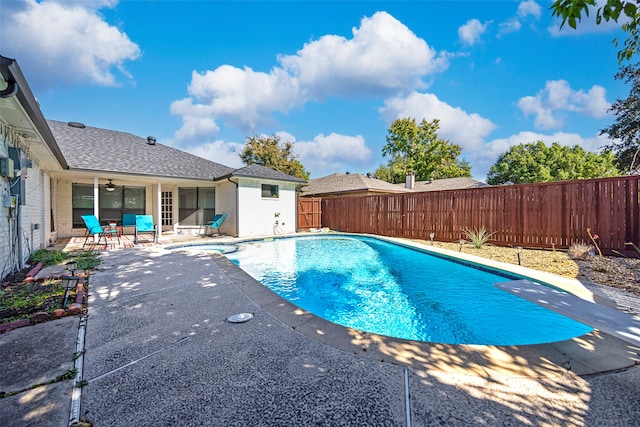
297 197 322 230
321 175 640 254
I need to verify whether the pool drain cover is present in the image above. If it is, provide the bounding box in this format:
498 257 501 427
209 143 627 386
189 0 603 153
227 313 254 323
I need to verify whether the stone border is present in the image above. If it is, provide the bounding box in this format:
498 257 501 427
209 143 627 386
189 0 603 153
0 278 86 334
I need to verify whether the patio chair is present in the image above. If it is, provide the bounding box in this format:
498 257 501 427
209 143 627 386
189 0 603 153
122 213 137 236
81 214 120 249
204 213 227 236
134 215 158 244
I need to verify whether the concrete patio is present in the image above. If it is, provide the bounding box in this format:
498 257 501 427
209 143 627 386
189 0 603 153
1 237 639 426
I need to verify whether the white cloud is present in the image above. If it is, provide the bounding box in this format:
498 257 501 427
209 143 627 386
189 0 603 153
498 1 541 37
518 0 542 18
379 92 499 180
171 66 303 134
172 115 220 145
379 91 497 153
517 80 611 130
0 0 140 88
171 11 448 145
280 11 447 98
294 133 373 178
185 140 244 169
499 18 522 35
458 19 490 46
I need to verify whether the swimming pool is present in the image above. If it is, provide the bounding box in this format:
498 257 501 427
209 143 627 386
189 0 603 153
225 235 593 345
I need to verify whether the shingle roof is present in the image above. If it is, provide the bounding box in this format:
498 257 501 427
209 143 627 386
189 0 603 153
47 120 234 180
398 177 490 192
301 173 414 196
220 163 307 183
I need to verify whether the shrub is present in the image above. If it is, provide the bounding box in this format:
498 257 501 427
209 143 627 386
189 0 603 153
29 249 67 266
568 242 594 260
75 250 101 270
462 226 496 249
28 249 101 270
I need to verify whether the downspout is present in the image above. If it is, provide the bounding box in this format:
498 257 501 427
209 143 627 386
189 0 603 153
227 177 239 237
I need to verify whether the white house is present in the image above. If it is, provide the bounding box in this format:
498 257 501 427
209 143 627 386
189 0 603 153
0 55 306 280
1 56 67 278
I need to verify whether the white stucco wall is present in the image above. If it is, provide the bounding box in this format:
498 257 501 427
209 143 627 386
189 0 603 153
236 178 297 237
216 180 238 237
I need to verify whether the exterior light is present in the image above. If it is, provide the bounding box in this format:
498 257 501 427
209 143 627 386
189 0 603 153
61 275 80 308
459 239 464 252
66 260 77 276
105 179 116 192
515 246 523 266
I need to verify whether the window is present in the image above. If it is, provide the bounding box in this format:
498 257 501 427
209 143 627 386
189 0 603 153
261 184 279 199
72 183 145 228
72 184 94 228
178 187 215 226
161 191 173 226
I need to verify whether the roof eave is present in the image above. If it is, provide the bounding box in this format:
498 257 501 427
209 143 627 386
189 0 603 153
1 56 69 169
214 171 306 184
62 166 217 182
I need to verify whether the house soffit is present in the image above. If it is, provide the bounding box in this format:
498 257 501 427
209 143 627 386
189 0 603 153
49 169 218 187
0 56 65 171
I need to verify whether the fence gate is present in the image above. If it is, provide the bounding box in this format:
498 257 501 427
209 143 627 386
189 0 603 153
297 197 322 230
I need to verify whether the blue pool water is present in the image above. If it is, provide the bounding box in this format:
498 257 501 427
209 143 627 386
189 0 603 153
225 235 593 345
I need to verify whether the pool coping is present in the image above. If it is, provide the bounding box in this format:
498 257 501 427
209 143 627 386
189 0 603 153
195 232 639 378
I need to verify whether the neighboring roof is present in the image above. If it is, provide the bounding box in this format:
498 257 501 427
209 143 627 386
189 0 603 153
301 173 414 197
398 177 490 192
47 120 234 180
217 163 307 184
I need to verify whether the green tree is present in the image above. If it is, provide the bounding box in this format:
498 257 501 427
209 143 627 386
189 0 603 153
239 134 310 180
376 118 471 183
600 62 640 174
374 155 408 183
551 0 640 62
487 141 621 185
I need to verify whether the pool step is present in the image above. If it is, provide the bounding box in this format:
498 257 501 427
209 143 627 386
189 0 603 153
495 279 640 347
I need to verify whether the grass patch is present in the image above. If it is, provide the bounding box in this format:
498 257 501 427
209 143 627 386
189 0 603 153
0 279 69 324
30 249 68 266
0 250 99 324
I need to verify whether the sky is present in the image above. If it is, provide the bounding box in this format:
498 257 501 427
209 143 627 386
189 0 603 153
0 0 629 181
